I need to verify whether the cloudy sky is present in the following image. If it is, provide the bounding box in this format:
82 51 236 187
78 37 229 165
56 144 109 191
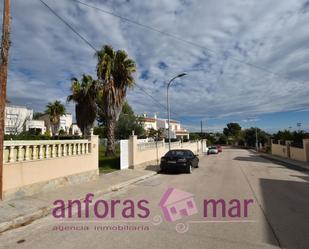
2 0 309 133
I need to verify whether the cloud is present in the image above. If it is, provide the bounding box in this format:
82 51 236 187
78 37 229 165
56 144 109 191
4 0 309 130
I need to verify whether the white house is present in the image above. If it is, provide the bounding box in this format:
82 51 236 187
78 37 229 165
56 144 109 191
141 113 157 131
5 104 33 135
70 123 82 136
25 120 46 134
140 114 189 140
59 113 73 133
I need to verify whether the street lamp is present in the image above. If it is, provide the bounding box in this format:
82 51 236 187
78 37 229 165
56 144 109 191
167 73 187 150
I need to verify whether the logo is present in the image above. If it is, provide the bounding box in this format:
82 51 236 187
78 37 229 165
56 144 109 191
159 187 198 222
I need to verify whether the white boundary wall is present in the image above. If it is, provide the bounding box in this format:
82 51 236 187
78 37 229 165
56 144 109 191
124 135 205 169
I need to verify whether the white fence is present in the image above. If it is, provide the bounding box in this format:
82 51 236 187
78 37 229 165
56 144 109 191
2 136 99 200
120 136 205 169
120 140 129 169
3 139 91 163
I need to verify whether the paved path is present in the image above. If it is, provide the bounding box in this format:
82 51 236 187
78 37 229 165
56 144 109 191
0 148 308 249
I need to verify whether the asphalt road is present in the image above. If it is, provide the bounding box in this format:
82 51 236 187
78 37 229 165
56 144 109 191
0 148 308 249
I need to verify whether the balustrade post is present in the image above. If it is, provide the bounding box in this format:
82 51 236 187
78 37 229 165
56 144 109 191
32 145 37 160
58 144 62 157
81 143 85 154
85 143 89 153
73 143 77 155
63 143 67 156
25 145 30 161
46 145 50 159
52 144 56 158
39 145 44 159
17 146 23 162
9 146 15 163
77 143 81 155
68 144 72 156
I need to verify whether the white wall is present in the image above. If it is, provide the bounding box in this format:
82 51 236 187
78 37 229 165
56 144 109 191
5 105 33 134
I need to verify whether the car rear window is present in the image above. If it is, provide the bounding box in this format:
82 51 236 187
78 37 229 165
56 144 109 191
166 150 188 157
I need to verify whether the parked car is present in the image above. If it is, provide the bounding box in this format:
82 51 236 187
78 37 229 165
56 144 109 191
216 145 222 152
207 146 218 154
160 149 199 174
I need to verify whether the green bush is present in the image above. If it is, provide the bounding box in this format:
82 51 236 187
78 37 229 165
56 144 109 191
4 131 52 140
4 131 82 141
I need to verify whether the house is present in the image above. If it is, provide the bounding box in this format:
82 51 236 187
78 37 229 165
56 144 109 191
25 120 46 134
38 113 73 135
159 187 198 222
140 113 189 140
5 104 33 134
70 123 82 136
157 118 189 140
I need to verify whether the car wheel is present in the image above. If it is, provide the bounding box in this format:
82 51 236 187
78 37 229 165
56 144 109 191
187 164 193 174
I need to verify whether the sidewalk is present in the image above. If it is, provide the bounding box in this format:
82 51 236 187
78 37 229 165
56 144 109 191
0 168 158 233
254 151 309 171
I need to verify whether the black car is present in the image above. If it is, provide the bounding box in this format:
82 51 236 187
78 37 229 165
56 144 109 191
160 149 199 174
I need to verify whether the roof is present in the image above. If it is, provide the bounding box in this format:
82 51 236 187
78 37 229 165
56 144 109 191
169 120 180 124
6 104 33 111
159 187 194 207
141 117 156 122
175 130 189 135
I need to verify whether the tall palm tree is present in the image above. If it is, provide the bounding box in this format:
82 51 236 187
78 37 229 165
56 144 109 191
96 45 136 156
45 101 66 136
67 74 98 137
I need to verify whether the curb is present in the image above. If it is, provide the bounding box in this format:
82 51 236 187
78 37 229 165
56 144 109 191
249 150 309 171
0 171 157 234
259 154 309 171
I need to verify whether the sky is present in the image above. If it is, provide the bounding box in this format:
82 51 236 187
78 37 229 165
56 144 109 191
1 0 309 133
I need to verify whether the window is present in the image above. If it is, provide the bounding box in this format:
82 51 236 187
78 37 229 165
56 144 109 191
170 207 177 214
187 200 194 209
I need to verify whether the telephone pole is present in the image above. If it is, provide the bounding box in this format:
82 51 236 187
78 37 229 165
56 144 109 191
0 0 11 199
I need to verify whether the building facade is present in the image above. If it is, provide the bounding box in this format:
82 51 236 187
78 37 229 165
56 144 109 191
140 114 189 140
5 105 33 135
5 104 80 136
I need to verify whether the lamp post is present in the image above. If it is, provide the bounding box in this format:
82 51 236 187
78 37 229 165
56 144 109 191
167 73 187 150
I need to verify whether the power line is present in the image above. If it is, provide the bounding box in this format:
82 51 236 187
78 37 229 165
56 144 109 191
39 0 97 52
68 0 304 83
39 0 183 121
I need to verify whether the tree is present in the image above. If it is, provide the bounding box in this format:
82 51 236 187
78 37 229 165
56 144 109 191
216 134 227 145
96 45 136 156
67 74 98 137
243 128 270 147
115 102 144 139
223 123 242 144
45 101 66 136
223 123 242 137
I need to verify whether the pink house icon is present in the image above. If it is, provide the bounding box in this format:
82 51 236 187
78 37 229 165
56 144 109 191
159 187 198 222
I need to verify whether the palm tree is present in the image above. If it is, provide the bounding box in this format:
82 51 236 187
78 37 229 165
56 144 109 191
67 74 98 137
45 101 66 136
96 45 136 156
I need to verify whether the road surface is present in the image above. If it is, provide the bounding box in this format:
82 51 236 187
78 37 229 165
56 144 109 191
0 148 308 249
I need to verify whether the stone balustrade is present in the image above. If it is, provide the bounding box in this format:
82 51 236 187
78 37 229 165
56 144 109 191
3 139 91 164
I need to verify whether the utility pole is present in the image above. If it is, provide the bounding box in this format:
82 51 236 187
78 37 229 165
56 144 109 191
201 120 203 153
255 126 258 151
0 0 11 200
